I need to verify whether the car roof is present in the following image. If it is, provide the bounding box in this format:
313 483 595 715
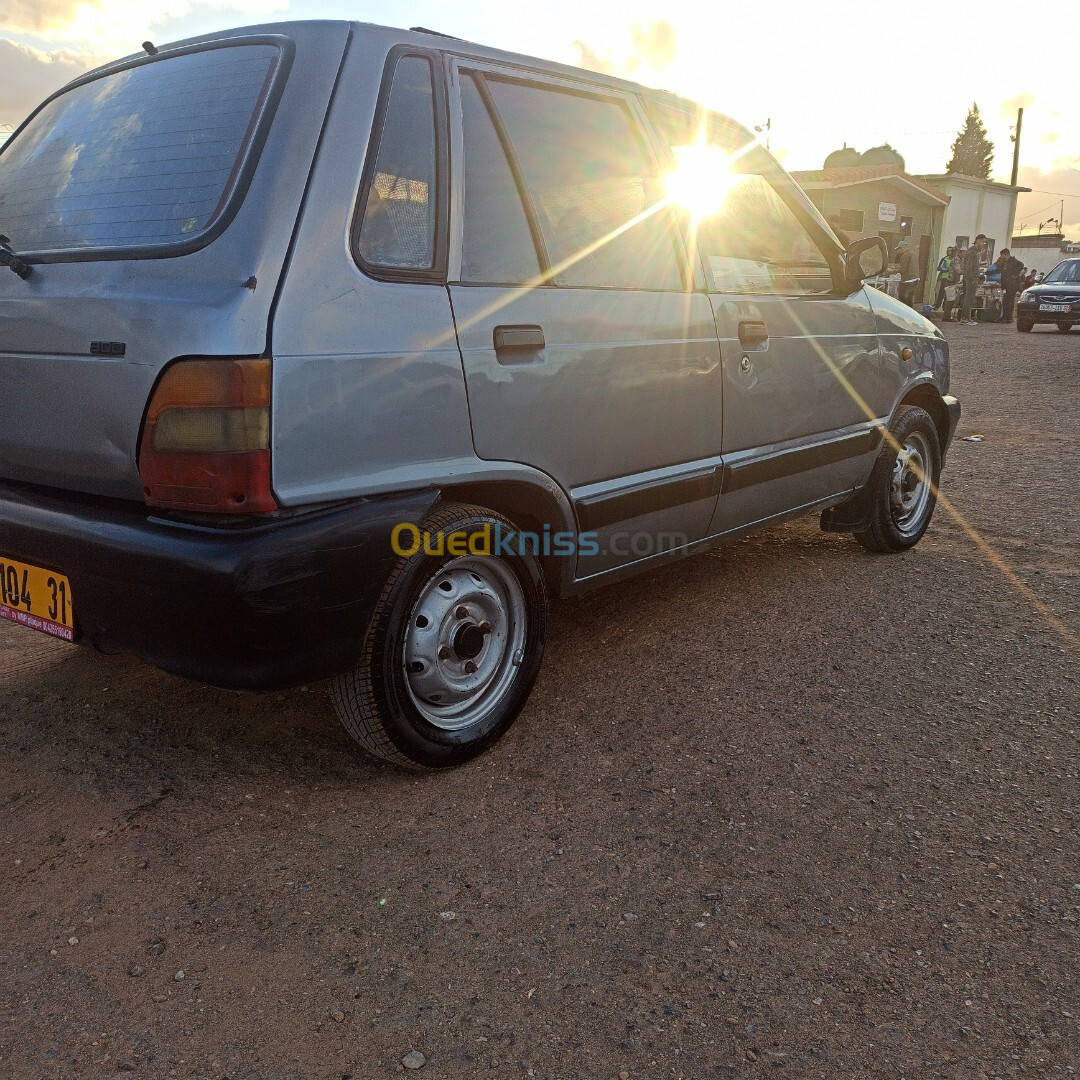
80 19 753 144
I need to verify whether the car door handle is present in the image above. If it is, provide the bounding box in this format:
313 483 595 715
493 324 546 360
738 319 769 348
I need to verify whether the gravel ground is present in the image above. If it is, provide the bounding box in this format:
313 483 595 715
1 320 1077 1079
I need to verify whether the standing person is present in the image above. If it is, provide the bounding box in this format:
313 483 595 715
942 248 963 321
895 239 920 308
934 247 956 311
959 233 987 323
997 248 1025 322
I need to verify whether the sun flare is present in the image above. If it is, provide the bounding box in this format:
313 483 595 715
663 140 740 222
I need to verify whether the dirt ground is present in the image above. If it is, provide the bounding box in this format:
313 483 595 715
1 320 1077 1079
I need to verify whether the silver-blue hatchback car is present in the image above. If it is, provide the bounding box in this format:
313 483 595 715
0 21 959 768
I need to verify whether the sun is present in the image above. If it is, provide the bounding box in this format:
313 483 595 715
663 138 740 223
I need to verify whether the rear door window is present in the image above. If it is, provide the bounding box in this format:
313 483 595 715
459 74 541 284
0 43 283 256
479 77 683 292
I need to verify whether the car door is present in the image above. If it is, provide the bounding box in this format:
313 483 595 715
445 60 725 578
706 161 888 532
647 108 887 535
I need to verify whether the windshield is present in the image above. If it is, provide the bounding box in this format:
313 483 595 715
1043 260 1080 284
0 43 281 256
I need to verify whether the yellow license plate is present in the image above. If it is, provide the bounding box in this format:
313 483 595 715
0 556 74 641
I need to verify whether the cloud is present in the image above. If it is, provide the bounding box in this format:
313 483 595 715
0 38 98 129
571 39 617 76
571 20 678 80
998 92 1035 120
1014 163 1080 238
0 0 89 34
630 21 677 69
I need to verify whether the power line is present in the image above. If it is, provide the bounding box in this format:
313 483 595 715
1022 188 1080 198
1016 200 1066 223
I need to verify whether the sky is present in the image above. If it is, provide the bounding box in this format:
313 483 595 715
1 0 1077 238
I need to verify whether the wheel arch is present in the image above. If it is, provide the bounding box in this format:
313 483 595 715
895 381 950 455
436 478 577 597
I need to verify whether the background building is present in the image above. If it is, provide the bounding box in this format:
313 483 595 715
792 164 949 303
1008 233 1079 279
914 173 1029 277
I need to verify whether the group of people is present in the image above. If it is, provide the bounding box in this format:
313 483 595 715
932 234 1026 323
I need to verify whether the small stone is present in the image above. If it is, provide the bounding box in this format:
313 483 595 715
439 911 456 921
332 1009 345 1023
620 1073 630 1079
147 939 166 957
402 1050 426 1069
173 970 185 981
152 993 167 1003
694 921 706 929
987 861 999 871
622 913 638 922
128 964 143 977
67 936 79 946
812 997 823 1005
745 1049 758 1062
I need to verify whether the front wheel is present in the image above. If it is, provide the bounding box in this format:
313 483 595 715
854 406 942 553
331 503 548 770
1017 318 1033 332
1057 322 1073 332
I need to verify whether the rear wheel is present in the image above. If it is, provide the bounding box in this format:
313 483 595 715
854 406 942 554
1017 318 1034 332
331 503 547 770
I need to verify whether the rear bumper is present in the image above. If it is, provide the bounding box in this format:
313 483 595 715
0 482 438 690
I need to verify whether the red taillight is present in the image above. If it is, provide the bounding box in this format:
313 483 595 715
139 358 278 514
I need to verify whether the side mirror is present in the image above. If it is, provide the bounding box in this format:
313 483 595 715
844 236 888 292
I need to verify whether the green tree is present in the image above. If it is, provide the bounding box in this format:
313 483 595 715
946 104 994 178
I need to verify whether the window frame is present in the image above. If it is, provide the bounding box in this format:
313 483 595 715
0 35 294 264
350 47 450 285
447 57 694 292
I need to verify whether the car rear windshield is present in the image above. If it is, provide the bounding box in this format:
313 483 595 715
0 43 282 256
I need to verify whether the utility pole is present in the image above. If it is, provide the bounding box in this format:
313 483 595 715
1010 107 1023 186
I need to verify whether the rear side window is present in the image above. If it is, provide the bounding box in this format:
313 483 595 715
356 56 439 273
0 44 282 255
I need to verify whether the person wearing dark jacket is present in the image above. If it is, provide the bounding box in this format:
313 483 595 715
997 248 1025 322
895 240 920 308
959 234 987 323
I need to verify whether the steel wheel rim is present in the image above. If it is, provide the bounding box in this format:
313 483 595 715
890 431 933 535
402 556 527 731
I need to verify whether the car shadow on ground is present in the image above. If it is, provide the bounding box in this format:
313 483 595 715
4 518 881 798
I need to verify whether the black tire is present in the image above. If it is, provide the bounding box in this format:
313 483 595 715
1017 318 1033 332
854 406 942 554
1057 323 1073 332
331 503 547 770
